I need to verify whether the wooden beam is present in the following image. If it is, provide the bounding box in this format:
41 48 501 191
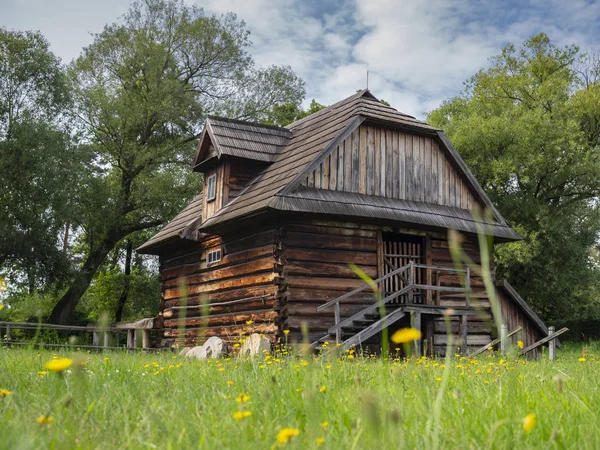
468 326 523 357
520 327 569 356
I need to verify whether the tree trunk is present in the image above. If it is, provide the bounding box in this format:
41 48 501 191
49 236 118 324
115 240 133 323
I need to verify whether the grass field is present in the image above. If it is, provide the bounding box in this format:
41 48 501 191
0 342 598 449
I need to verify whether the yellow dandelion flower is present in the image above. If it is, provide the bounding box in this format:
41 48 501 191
283 330 290 335
233 410 252 420
44 358 72 373
0 388 12 397
37 371 48 376
276 428 300 443
227 380 234 386
517 340 524 349
578 357 586 362
320 421 328 428
391 328 422 344
0 304 4 311
316 437 326 446
319 386 326 393
246 320 254 325
523 413 535 432
236 393 250 403
36 415 53 424
436 377 442 382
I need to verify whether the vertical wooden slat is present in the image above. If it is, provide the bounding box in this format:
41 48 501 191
359 126 367 194
399 132 406 200
406 134 413 200
375 128 381 196
367 126 376 195
425 235 432 305
337 143 344 191
392 130 399 198
329 149 337 190
386 130 393 197
315 164 322 189
323 154 330 189
344 134 352 191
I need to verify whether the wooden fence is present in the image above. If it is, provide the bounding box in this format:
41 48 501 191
0 318 156 351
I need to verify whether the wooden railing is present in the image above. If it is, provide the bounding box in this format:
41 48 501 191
317 261 471 344
0 318 155 351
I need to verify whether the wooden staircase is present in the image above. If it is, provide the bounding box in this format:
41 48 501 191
311 262 471 352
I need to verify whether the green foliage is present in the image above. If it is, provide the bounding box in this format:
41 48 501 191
428 33 600 322
263 98 327 127
48 0 305 323
82 262 160 323
0 28 77 290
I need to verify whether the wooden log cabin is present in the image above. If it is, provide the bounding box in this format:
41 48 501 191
138 90 549 356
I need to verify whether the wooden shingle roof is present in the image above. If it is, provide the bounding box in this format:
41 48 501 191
192 116 291 166
143 89 521 253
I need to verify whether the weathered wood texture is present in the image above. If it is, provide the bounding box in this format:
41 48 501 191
281 221 382 343
496 287 545 358
427 235 493 355
158 228 282 347
302 124 481 210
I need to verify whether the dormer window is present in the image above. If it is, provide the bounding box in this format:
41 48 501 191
206 174 216 202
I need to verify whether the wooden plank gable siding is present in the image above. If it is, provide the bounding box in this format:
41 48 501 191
158 228 284 347
302 124 480 210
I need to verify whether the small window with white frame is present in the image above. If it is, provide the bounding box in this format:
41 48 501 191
207 248 221 265
206 174 216 202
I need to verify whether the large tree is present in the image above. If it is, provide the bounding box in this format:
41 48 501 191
428 34 600 322
0 28 78 292
49 0 305 324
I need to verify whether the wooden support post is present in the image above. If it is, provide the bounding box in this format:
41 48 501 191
411 311 422 357
460 315 468 354
103 331 111 348
334 303 341 345
127 330 135 350
500 324 508 354
92 331 100 348
408 261 414 304
435 271 441 305
142 329 151 349
5 324 11 348
465 267 471 308
548 326 556 361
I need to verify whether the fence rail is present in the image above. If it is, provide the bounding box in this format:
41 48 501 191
0 319 156 351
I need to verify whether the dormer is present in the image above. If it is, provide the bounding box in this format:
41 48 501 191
192 117 291 222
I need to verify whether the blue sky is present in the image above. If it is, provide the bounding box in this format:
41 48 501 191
2 0 599 118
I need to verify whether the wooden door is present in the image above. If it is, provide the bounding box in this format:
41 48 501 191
381 233 424 304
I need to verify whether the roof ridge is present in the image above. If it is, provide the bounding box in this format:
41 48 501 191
207 116 292 135
285 89 373 130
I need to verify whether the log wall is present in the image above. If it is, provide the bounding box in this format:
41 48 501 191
158 228 282 347
281 221 380 343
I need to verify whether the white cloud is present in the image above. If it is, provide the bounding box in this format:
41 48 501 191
2 0 599 119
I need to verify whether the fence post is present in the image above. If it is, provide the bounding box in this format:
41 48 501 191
127 330 135 350
548 326 556 361
334 303 341 345
103 331 112 348
460 315 468 354
92 331 100 348
5 324 11 348
500 324 508 354
142 329 151 350
411 311 422 357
